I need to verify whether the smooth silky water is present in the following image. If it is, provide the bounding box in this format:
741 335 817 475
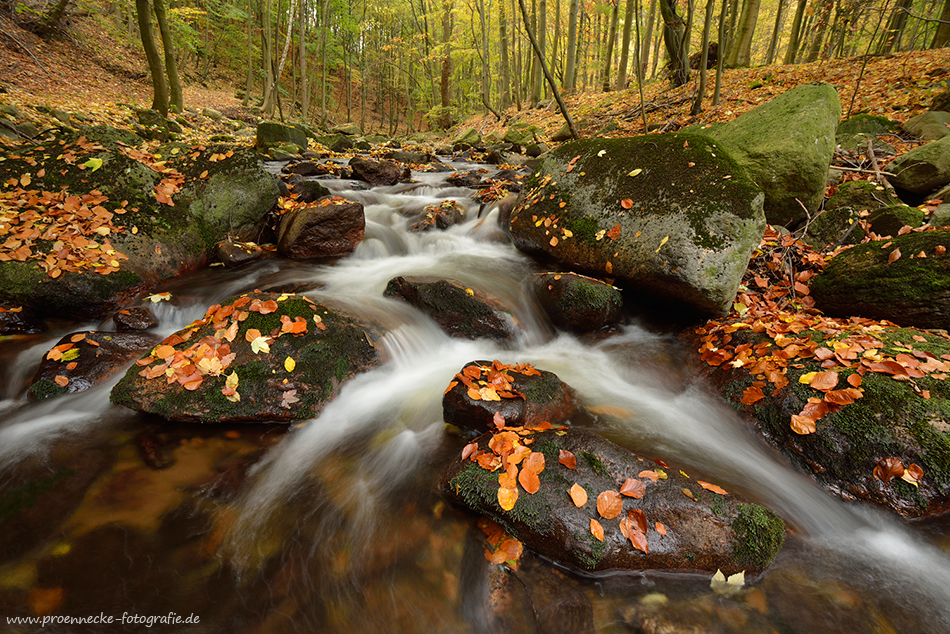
1 161 948 633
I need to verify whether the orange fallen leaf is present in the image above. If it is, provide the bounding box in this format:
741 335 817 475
888 248 902 263
873 457 904 483
597 490 623 519
638 469 659 483
498 486 518 511
523 451 545 475
620 199 633 209
590 518 604 542
810 370 839 391
697 481 729 495
740 385 765 405
559 449 577 469
568 483 588 507
628 527 649 553
655 522 667 535
53 375 69 387
518 468 541 494
790 414 817 435
619 478 646 498
606 225 622 240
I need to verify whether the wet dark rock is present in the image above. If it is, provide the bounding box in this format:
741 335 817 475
689 324 950 518
0 305 46 334
29 331 160 400
408 200 466 232
525 143 548 158
217 239 268 267
384 277 517 343
349 157 402 186
443 360 579 433
110 292 380 422
315 133 355 153
447 171 483 188
811 230 950 330
283 160 329 176
385 150 434 164
113 306 159 331
435 145 454 156
509 134 765 317
441 428 785 574
290 179 332 203
533 272 623 333
277 200 365 259
802 207 865 250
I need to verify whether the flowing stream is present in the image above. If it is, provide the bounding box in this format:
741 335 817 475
0 158 948 633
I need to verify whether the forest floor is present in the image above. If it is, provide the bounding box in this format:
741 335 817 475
1 11 948 144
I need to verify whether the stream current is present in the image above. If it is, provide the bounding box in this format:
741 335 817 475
0 157 948 633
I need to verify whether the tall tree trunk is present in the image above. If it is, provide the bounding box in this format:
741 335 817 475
933 0 950 47
805 0 832 61
640 0 657 76
659 0 689 85
783 0 808 62
152 0 182 112
299 0 308 119
318 0 330 124
765 0 787 64
691 0 715 114
261 0 275 115
439 0 454 128
477 0 491 111
725 0 762 66
713 0 726 103
244 0 253 106
602 0 620 90
265 0 296 118
552 0 561 81
724 0 739 55
564 0 579 89
878 0 913 52
136 0 168 115
616 0 635 89
500 0 513 106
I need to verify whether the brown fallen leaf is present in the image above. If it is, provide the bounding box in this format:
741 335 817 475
559 449 577 469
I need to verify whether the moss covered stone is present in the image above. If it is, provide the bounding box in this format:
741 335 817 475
698 82 841 227
441 428 785 573
110 292 379 423
810 230 950 330
836 114 900 136
692 325 950 518
0 129 277 319
509 133 765 317
825 180 903 214
532 272 623 333
888 135 950 195
867 205 924 237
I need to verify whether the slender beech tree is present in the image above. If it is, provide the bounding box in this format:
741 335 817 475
564 0 579 89
616 0 635 89
602 0 620 90
934 0 950 46
500 0 513 106
136 0 168 115
765 0 787 64
659 0 689 85
438 0 454 128
152 0 182 112
726 0 762 66
639 0 657 77
692 0 715 114
805 0 833 61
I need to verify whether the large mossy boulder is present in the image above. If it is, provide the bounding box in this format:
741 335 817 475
508 133 765 317
255 121 308 152
0 129 279 319
810 230 950 330
836 114 900 137
503 122 540 146
690 324 950 518
887 135 950 195
442 428 785 574
802 207 865 249
700 82 841 227
825 180 903 213
384 277 518 343
110 292 379 422
453 128 481 148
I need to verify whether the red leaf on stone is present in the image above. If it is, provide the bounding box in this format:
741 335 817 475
619 478 646 498
559 449 577 469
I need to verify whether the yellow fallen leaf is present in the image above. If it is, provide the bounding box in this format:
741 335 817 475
284 356 296 372
628 168 642 177
656 236 669 252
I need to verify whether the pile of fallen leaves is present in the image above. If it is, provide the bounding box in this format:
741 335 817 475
134 292 324 408
695 227 944 486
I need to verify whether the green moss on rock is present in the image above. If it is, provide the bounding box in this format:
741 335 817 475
732 504 785 570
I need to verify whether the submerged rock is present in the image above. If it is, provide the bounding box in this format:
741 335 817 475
810 230 950 330
112 306 158 331
509 133 765 317
29 331 160 400
384 277 518 343
443 360 579 433
0 305 46 335
532 272 623 333
408 200 465 232
350 157 402 187
110 292 379 422
442 428 785 574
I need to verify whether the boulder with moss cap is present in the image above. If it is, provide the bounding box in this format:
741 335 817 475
508 133 765 317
